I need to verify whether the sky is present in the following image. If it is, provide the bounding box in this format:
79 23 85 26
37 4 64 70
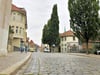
12 0 70 45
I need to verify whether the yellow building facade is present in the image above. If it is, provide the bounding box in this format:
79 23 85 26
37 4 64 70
9 4 27 51
0 0 12 56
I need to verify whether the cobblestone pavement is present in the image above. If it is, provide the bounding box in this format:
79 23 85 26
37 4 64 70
17 52 100 75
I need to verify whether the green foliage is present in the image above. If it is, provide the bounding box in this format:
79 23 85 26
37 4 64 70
42 4 60 47
48 4 60 46
68 0 100 53
94 44 100 50
42 24 48 44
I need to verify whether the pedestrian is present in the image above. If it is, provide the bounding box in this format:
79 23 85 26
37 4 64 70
20 40 24 53
25 41 28 53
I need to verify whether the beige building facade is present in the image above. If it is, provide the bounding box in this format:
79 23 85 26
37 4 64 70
9 4 27 51
29 40 37 52
0 0 12 56
60 30 79 53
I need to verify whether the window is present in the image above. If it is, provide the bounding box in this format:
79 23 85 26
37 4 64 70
18 14 23 22
16 26 18 33
65 37 66 41
19 27 22 34
13 16 15 21
66 37 67 41
22 28 24 34
13 12 16 15
18 13 20 15
65 48 66 51
11 26 14 33
73 36 75 41
11 26 14 27
21 16 23 22
62 37 63 41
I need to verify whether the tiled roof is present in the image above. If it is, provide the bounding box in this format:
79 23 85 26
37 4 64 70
29 40 34 44
12 4 26 15
60 30 74 37
29 40 35 47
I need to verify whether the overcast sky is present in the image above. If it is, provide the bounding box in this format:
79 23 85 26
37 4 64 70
12 0 70 45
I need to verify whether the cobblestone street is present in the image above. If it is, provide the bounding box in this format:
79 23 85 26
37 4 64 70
16 52 100 75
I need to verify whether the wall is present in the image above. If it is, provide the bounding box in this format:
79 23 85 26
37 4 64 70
60 36 79 53
0 0 12 56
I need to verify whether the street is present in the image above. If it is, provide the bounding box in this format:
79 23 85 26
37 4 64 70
16 52 100 75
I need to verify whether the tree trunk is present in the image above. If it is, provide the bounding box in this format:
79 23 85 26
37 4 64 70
49 45 51 52
86 41 89 54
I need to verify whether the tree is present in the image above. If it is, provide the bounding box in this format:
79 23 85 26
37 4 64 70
48 4 60 48
68 0 100 54
42 4 60 52
42 24 49 44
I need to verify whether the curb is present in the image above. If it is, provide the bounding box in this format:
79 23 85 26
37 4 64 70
0 52 32 75
69 53 100 58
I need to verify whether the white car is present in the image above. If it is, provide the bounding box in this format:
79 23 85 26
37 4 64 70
44 48 50 52
97 50 100 54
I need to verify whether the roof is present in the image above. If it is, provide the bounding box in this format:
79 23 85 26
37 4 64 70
60 30 74 37
12 4 26 15
29 40 34 45
29 40 35 47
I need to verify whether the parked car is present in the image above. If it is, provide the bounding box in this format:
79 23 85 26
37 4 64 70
44 47 50 52
97 50 100 55
94 49 100 55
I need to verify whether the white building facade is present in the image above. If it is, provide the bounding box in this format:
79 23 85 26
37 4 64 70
60 30 79 53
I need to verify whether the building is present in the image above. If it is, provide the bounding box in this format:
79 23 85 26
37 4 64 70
0 0 12 56
60 30 79 53
82 40 100 50
29 40 37 52
8 4 27 51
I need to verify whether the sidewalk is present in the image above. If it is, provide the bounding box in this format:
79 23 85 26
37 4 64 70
0 51 32 75
69 53 100 58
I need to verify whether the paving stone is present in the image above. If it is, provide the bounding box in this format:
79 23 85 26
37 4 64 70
16 52 100 75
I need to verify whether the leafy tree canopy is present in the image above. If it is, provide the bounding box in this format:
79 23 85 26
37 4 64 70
68 0 100 53
68 0 99 42
42 4 60 47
